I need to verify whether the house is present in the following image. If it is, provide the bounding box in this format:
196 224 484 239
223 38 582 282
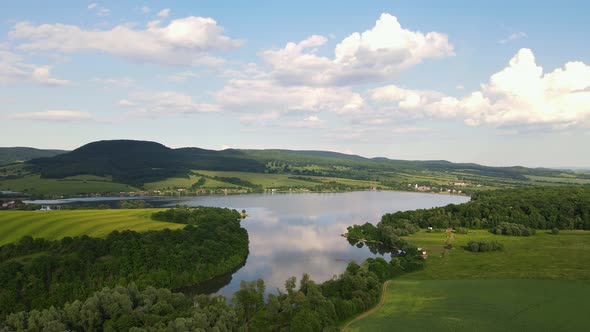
40 205 52 211
2 201 16 209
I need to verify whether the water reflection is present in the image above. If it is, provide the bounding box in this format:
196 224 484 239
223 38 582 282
26 191 469 298
163 191 468 298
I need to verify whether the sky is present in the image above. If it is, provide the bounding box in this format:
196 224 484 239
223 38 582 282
0 1 589 168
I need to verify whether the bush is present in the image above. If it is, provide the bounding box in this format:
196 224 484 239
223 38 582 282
551 228 560 235
490 222 534 236
465 240 504 252
455 227 469 234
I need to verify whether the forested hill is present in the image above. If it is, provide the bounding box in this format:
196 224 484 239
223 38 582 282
16 139 585 187
28 140 265 186
0 147 66 166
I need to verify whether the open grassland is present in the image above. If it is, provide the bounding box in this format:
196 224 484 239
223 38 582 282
0 175 138 195
404 230 590 280
346 230 590 331
347 279 590 332
525 174 590 185
0 209 184 246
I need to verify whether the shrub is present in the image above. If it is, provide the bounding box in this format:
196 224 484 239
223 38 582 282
490 222 534 237
551 228 560 235
465 240 504 252
455 227 469 234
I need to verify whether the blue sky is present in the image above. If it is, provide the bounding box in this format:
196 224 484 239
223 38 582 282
1 1 589 167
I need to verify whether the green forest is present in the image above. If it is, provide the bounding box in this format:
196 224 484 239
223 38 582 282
0 207 248 318
380 186 590 230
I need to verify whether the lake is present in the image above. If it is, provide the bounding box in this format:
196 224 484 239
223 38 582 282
27 191 469 298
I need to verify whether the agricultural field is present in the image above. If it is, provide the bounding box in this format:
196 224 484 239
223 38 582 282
143 174 241 190
0 209 184 245
525 174 590 185
346 230 590 331
194 170 382 189
0 174 138 195
347 279 590 332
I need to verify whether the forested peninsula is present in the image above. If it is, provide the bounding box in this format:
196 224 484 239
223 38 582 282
0 207 249 318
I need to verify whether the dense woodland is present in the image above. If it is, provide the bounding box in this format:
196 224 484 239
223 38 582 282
380 186 590 230
0 207 249 318
1 252 425 331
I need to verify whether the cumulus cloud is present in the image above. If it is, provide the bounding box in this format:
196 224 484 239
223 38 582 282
120 91 220 116
11 110 93 121
32 66 70 86
262 13 454 86
10 16 242 66
216 79 365 114
0 51 69 85
371 48 590 129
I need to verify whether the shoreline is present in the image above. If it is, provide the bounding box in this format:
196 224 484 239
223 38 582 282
21 188 470 205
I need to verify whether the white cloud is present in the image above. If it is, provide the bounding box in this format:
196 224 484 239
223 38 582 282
87 3 110 16
10 16 242 66
140 6 151 14
157 8 171 18
90 77 135 88
11 110 93 121
120 91 220 116
32 66 70 86
262 13 454 86
216 78 365 114
166 71 196 82
0 51 69 85
499 31 527 44
284 115 326 129
371 48 590 129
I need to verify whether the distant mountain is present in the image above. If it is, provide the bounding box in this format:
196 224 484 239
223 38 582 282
21 139 571 187
0 147 66 166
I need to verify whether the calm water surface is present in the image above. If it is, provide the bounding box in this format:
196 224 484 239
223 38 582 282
28 191 469 298
160 191 468 298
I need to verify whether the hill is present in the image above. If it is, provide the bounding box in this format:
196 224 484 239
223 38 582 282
0 147 66 166
1 139 588 196
28 140 265 186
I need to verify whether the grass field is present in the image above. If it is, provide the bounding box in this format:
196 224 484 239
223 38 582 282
194 170 382 189
346 230 590 331
0 209 184 246
347 279 590 332
0 174 138 195
143 174 241 190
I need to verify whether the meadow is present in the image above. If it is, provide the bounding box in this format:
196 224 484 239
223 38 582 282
346 230 590 331
0 209 184 246
0 174 138 195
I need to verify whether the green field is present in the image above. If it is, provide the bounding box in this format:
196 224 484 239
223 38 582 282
143 173 241 190
348 279 590 332
347 230 590 331
0 209 184 245
194 170 382 189
0 174 138 195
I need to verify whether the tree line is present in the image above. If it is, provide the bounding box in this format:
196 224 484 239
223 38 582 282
1 254 425 331
379 186 590 230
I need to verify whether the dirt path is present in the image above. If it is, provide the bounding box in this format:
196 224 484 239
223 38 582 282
341 279 392 331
